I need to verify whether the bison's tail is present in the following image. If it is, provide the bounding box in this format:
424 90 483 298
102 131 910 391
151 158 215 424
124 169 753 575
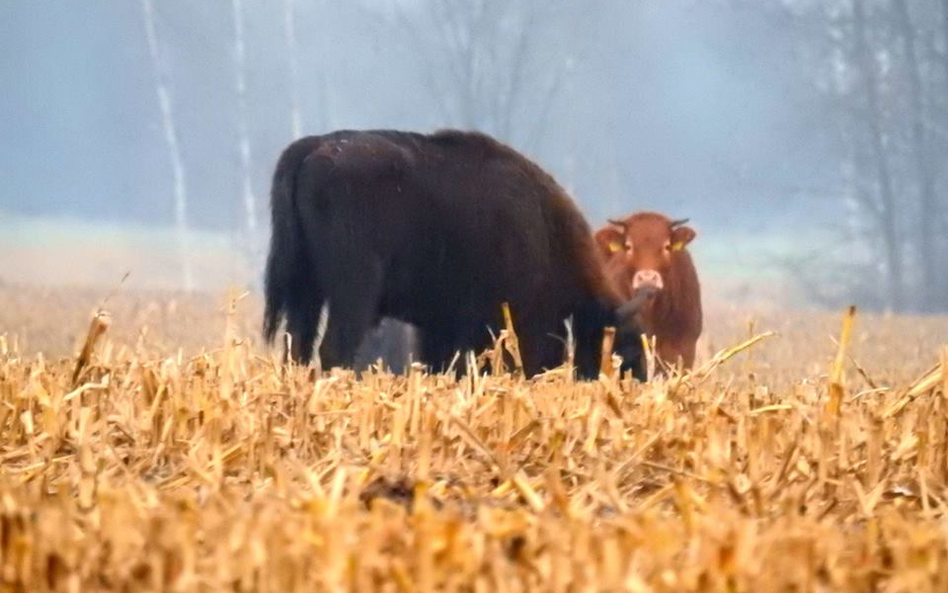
262 138 321 345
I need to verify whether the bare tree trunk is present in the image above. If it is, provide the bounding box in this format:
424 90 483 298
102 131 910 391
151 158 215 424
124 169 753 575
232 0 258 270
942 0 948 80
284 0 303 139
140 0 193 291
314 0 332 132
315 55 330 132
853 0 903 311
941 0 948 302
894 0 939 311
943 0 948 95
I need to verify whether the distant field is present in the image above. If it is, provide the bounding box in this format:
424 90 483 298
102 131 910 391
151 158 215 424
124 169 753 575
1 213 813 306
0 213 256 292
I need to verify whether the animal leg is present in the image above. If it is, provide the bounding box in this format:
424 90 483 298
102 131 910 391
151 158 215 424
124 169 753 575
281 278 325 365
318 264 385 370
681 340 697 369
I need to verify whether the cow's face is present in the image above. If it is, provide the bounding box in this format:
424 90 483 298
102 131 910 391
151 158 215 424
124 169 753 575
595 214 696 298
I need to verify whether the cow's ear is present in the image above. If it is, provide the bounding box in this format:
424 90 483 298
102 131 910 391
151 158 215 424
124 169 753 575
595 227 625 255
670 226 696 251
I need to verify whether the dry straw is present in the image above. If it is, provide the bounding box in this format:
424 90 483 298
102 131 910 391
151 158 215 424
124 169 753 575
0 292 945 592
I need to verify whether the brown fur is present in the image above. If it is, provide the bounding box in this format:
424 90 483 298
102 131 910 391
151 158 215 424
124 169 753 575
594 211 702 370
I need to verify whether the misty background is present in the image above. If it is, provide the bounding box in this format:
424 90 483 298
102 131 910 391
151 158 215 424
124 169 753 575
1 0 946 313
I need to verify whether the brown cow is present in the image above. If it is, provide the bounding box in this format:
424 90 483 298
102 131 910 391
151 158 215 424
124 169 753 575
594 212 702 370
263 129 649 380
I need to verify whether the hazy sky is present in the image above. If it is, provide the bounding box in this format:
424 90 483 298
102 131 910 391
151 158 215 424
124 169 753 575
0 1 843 235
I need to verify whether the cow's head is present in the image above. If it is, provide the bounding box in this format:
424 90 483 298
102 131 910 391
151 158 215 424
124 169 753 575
595 212 696 298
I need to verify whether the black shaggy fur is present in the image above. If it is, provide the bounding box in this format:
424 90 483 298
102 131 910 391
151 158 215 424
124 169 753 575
263 129 645 380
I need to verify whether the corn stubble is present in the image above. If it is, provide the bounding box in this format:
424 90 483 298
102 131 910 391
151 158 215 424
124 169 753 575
0 293 947 592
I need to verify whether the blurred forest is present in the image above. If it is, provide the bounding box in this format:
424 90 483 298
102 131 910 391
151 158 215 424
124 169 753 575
1 0 946 312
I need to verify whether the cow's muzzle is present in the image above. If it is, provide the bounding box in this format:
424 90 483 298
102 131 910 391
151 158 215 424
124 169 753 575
632 269 663 291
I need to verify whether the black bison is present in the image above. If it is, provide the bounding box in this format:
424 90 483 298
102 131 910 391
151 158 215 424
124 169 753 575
263 129 647 380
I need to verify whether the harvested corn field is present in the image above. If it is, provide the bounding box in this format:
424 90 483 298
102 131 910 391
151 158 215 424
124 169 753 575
0 284 947 592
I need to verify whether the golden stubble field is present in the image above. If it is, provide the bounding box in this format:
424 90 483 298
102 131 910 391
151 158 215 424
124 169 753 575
0 283 947 592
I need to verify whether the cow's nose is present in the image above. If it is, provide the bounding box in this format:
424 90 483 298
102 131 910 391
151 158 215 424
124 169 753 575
632 269 663 291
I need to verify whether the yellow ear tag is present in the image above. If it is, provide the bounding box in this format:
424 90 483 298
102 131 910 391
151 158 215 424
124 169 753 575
608 241 622 253
671 242 684 252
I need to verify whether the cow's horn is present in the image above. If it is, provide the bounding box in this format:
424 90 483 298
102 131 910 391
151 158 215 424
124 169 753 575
669 218 690 228
607 219 627 229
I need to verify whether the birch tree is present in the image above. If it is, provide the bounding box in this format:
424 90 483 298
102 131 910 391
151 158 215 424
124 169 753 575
232 0 259 276
284 0 303 139
140 0 193 291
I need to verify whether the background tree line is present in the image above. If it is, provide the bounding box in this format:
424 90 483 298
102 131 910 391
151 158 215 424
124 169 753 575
2 0 946 311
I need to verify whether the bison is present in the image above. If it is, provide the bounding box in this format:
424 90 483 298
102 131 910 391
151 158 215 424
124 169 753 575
263 129 648 380
594 212 702 370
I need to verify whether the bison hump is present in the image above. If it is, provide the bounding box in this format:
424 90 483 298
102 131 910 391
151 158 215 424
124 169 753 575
311 132 416 182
